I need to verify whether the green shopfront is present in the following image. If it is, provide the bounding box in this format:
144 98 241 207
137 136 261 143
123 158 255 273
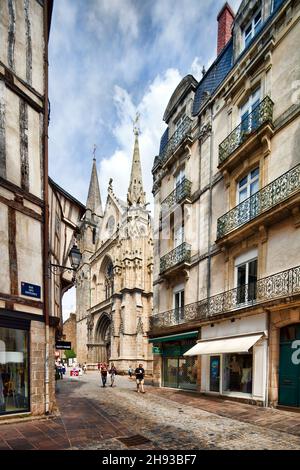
151 331 199 391
279 324 300 407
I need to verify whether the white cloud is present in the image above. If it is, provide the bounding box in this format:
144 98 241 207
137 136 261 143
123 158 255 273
62 287 76 322
99 68 182 209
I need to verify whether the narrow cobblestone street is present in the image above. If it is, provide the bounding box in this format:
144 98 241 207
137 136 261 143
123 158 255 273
0 372 300 450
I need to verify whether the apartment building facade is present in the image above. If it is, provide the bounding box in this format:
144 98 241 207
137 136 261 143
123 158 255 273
150 0 300 408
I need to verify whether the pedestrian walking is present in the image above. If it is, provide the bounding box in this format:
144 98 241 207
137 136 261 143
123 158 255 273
135 363 145 393
128 365 133 378
109 363 117 387
83 362 87 374
100 363 108 387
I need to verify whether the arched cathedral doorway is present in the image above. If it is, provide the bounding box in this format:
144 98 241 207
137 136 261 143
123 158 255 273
94 313 111 364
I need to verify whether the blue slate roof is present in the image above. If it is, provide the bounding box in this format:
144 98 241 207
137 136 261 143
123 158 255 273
192 39 233 116
192 0 286 117
159 127 169 155
156 0 287 156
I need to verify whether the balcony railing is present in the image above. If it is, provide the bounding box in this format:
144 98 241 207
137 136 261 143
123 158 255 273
160 242 191 274
150 265 300 330
161 178 192 212
159 116 192 166
218 96 274 165
217 164 300 239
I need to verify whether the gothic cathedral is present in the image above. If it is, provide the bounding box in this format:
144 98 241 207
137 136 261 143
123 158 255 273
75 126 153 373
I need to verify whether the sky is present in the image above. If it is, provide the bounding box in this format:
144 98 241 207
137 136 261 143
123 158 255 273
48 0 241 320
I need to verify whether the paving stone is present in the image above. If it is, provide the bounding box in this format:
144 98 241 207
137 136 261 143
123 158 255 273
1 372 300 450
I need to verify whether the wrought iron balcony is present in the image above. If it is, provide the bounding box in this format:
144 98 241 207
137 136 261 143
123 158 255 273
161 178 192 212
159 116 192 166
217 164 300 240
150 265 300 330
160 242 191 274
218 96 274 166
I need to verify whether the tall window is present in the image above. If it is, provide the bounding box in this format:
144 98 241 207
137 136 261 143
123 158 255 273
237 168 259 204
243 10 262 49
237 168 260 224
174 289 185 323
236 255 258 304
240 87 261 136
174 167 185 202
105 262 114 299
174 224 184 248
175 114 186 131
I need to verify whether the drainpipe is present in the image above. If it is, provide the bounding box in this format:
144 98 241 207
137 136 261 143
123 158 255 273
207 105 214 300
265 310 270 408
43 1 50 415
197 118 202 302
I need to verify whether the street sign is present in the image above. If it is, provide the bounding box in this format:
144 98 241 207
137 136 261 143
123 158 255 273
21 282 41 299
56 341 71 350
152 346 162 354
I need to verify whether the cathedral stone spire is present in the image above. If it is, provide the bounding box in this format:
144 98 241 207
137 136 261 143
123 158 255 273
86 147 103 217
127 113 146 207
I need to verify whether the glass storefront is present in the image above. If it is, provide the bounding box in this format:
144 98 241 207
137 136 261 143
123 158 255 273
208 352 253 395
0 326 29 415
223 353 253 394
162 339 198 390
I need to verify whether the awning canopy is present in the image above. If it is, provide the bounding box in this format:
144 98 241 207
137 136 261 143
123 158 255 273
183 334 263 356
149 331 198 343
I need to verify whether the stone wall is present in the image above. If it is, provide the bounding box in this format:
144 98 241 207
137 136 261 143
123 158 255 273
30 321 56 416
63 313 77 357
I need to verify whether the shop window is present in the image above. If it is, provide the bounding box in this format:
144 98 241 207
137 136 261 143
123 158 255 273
209 356 220 392
162 339 198 390
222 353 253 394
0 327 29 415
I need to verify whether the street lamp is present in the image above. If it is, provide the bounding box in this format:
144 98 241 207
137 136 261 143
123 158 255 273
49 243 82 279
68 244 81 270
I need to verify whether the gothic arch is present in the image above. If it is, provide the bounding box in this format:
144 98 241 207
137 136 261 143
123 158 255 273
94 313 111 364
91 274 97 306
99 255 114 301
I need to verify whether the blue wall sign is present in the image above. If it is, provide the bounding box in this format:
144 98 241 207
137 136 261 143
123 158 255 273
21 282 41 299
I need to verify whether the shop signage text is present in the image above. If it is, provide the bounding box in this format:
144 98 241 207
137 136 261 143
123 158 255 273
21 282 41 299
56 341 71 350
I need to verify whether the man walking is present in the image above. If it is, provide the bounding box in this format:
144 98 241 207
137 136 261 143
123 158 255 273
109 363 117 387
100 363 108 387
135 363 145 393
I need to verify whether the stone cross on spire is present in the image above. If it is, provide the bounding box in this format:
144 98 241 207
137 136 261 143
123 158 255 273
127 113 146 207
86 145 103 217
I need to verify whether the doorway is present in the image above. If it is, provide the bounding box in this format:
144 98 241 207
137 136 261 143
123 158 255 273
279 324 300 407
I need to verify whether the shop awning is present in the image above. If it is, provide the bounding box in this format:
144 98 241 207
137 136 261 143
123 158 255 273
183 333 263 356
149 331 198 343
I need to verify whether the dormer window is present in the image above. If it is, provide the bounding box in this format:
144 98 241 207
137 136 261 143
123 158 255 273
243 10 262 49
175 114 186 131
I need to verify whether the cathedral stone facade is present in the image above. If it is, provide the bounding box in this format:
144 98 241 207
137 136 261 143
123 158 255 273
75 126 153 373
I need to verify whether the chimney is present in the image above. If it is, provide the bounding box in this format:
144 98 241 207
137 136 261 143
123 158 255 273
217 2 235 56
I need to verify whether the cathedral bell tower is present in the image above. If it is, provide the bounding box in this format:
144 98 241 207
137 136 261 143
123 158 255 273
75 149 103 361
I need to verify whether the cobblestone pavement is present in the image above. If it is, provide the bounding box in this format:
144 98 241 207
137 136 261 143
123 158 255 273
0 372 300 450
